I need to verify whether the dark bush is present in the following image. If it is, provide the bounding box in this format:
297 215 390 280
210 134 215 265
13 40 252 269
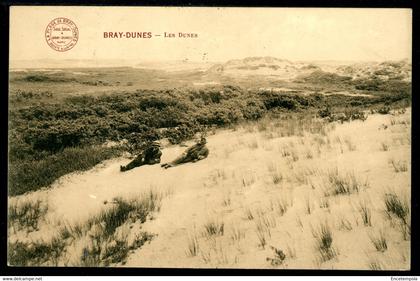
378 106 391 114
261 92 300 110
318 106 332 118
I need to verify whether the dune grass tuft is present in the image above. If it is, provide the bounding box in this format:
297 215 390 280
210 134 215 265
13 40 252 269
8 199 48 232
384 192 409 225
326 169 367 196
312 222 336 262
203 219 224 238
359 201 372 227
389 159 408 173
186 233 200 257
369 230 387 252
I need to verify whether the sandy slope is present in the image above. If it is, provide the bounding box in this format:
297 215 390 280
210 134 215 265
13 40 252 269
9 109 411 269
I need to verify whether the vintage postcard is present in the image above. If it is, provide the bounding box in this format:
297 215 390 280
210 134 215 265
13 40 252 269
8 6 411 269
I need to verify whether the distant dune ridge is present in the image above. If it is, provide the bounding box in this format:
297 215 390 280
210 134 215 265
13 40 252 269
10 56 411 82
206 56 411 82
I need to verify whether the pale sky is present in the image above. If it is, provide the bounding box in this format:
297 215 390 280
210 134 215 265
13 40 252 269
10 7 412 63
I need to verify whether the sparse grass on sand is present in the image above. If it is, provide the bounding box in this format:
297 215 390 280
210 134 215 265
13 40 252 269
368 259 383 270
8 190 163 266
325 169 368 196
389 159 408 173
8 199 48 232
8 105 411 269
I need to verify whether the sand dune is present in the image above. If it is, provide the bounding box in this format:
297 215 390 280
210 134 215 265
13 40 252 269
9 109 411 269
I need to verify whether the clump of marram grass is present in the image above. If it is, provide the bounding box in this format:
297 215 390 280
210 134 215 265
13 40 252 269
186 233 200 257
319 197 330 210
200 250 211 264
244 207 254 220
281 147 291 157
390 118 397 126
221 191 231 207
296 216 304 229
241 174 256 187
255 211 277 249
59 223 84 240
389 159 408 173
312 222 336 262
271 198 288 217
305 197 313 215
325 169 368 196
384 192 409 225
338 217 352 231
215 168 227 180
271 171 283 185
384 192 410 240
369 230 387 252
230 225 245 242
359 201 372 227
90 191 162 239
290 150 299 162
286 244 297 259
380 142 390 151
368 259 383 270
255 223 268 249
266 246 286 266
8 199 48 232
257 212 277 230
203 219 224 238
293 168 312 185
254 211 276 249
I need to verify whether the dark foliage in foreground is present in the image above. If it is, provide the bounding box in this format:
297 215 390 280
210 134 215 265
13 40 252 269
8 237 65 266
8 146 121 196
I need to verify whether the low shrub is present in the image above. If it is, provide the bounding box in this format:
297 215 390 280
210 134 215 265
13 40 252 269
378 106 391 115
8 146 121 196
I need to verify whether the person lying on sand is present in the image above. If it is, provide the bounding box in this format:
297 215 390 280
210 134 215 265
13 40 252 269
120 141 162 172
161 137 209 169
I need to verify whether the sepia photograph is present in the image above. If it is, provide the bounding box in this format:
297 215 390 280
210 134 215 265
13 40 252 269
7 6 412 270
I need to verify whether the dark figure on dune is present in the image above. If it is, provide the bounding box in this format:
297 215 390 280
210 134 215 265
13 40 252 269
120 141 162 172
161 137 209 169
